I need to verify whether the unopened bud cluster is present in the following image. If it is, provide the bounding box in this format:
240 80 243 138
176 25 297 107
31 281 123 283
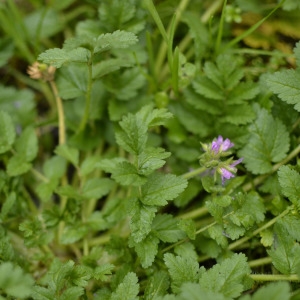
200 136 243 184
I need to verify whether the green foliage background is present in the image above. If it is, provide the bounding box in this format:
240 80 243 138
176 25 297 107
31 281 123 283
0 0 300 299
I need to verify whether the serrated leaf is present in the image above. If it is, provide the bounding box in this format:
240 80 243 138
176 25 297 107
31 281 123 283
141 173 188 206
103 67 145 100
130 234 159 268
0 110 16 154
267 69 300 112
0 262 34 298
220 104 255 125
111 161 147 186
1 192 16 219
94 30 138 54
178 219 196 240
268 223 300 275
164 253 200 294
193 76 224 100
129 199 157 243
81 178 114 199
277 165 300 204
38 47 90 68
110 272 139 300
115 112 148 155
152 214 185 243
115 105 172 155
179 283 227 300
138 147 170 176
239 106 290 174
144 271 169 300
60 286 84 300
55 144 79 166
92 58 133 79
94 264 114 281
246 281 290 300
199 253 252 298
61 224 88 244
278 215 300 242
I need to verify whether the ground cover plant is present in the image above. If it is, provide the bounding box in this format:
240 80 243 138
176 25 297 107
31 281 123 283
1 0 300 299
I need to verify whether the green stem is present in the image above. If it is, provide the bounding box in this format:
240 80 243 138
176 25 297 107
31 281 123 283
248 257 272 268
179 206 208 220
78 62 93 133
250 274 300 282
49 80 66 145
228 207 291 251
242 144 300 192
182 166 207 179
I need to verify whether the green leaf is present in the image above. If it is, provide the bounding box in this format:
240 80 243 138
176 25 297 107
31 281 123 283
103 67 145 100
81 178 114 199
129 199 157 243
15 126 38 162
1 192 16 219
92 58 133 79
178 219 196 240
138 147 171 176
239 106 290 174
220 104 255 125
115 112 148 155
130 234 159 268
266 69 300 112
277 165 300 205
268 223 300 275
229 192 265 229
111 161 147 186
43 155 67 180
164 253 200 293
56 64 87 99
115 105 172 155
199 253 252 298
0 262 34 298
94 264 114 281
94 30 138 54
179 283 227 300
0 110 16 154
278 215 300 242
144 271 169 300
141 173 188 206
242 281 290 300
7 154 32 176
38 47 90 68
55 144 79 166
110 272 139 300
60 286 84 300
152 214 185 243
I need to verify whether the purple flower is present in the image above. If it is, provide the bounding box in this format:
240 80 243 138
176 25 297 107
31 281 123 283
219 158 243 184
211 136 234 154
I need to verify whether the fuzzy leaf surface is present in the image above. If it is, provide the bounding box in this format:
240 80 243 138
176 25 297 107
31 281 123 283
144 271 169 300
141 173 188 206
110 272 139 300
152 214 185 243
164 253 200 293
267 69 300 112
277 165 300 205
239 107 289 174
199 253 252 298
